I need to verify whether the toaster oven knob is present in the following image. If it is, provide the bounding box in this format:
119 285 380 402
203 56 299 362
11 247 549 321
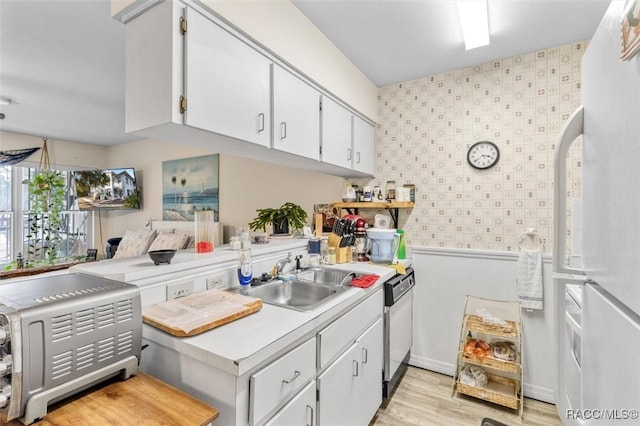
0 326 7 346
0 385 10 409
0 356 10 376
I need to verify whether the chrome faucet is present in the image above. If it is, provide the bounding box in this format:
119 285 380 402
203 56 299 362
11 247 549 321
274 252 293 276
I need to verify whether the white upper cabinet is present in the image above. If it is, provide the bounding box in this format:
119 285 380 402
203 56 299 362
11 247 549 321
321 96 353 169
353 115 375 175
272 65 321 161
184 8 271 148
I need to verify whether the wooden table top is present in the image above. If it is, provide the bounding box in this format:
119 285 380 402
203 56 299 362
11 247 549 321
6 372 219 426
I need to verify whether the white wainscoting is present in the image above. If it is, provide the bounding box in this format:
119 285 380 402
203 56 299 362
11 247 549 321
409 247 556 403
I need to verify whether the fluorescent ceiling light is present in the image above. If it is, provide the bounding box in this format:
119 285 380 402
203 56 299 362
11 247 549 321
456 0 490 50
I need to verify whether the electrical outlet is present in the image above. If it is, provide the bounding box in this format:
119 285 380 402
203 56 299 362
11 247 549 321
167 281 193 300
207 273 227 290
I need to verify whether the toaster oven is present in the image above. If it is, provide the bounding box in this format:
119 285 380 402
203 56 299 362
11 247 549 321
0 273 142 424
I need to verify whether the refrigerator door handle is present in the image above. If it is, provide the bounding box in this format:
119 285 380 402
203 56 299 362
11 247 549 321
553 105 586 276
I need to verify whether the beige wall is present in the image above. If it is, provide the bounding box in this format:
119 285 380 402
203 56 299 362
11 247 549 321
0 132 109 170
365 42 586 254
102 139 345 250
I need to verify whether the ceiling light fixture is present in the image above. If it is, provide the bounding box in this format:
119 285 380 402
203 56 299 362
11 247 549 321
456 0 490 50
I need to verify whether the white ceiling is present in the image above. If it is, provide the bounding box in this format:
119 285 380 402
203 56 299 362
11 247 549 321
0 0 611 147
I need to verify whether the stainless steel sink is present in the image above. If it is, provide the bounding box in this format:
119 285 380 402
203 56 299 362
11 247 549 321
243 279 348 312
296 267 357 286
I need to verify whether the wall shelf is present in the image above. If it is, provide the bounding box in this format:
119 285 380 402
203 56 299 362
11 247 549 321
332 201 414 228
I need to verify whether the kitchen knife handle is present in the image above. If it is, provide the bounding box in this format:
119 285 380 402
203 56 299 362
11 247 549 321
280 122 287 140
282 369 300 384
258 113 265 132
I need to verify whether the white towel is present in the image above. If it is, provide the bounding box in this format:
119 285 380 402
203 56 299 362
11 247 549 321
516 249 543 310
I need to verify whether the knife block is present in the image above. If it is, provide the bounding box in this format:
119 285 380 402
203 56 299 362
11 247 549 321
336 247 351 264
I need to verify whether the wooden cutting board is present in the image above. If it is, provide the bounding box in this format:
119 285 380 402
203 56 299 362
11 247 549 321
142 289 262 337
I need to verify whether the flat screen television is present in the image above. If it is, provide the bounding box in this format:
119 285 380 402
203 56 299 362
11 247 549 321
73 168 140 211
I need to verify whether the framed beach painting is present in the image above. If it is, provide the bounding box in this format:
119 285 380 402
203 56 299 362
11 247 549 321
622 0 640 60
162 154 219 221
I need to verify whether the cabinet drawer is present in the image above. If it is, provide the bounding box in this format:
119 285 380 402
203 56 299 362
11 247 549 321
264 380 315 426
250 337 317 425
318 289 382 369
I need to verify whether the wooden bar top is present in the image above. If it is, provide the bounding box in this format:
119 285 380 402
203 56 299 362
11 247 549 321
6 372 218 426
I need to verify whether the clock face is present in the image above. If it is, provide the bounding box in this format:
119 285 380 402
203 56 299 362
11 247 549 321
467 141 500 170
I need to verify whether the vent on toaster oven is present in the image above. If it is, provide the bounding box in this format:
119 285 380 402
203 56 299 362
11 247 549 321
33 283 121 304
50 298 135 343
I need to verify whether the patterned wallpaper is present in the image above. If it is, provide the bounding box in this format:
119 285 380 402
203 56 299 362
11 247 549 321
359 41 586 254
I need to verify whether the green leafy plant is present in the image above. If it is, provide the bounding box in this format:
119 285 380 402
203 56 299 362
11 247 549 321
248 202 308 235
26 170 66 265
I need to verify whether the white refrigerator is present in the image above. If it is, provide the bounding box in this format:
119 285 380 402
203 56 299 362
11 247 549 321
553 1 640 425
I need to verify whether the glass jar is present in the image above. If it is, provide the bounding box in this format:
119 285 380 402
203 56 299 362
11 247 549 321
195 210 215 253
386 181 396 201
328 247 336 265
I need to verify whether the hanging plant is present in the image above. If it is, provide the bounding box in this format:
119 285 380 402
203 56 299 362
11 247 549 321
25 138 66 266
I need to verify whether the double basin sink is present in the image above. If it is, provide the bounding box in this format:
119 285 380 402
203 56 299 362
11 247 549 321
241 268 361 312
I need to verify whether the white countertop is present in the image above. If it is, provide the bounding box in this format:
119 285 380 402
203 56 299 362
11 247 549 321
70 239 308 283
141 261 409 376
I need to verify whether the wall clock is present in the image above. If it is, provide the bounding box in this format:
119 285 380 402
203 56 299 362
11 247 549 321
467 141 500 170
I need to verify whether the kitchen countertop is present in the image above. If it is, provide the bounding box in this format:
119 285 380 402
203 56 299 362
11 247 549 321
142 261 410 376
70 239 308 283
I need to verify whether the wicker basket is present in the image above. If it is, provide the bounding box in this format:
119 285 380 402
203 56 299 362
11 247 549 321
465 315 518 339
456 372 520 410
461 350 520 374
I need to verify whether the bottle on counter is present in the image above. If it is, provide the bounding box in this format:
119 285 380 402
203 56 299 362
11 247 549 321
396 230 406 260
237 249 253 286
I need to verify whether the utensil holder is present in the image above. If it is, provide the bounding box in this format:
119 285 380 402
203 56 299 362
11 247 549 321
195 210 215 253
336 247 350 264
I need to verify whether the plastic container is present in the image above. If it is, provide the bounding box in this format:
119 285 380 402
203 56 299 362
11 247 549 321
366 228 400 264
237 249 253 286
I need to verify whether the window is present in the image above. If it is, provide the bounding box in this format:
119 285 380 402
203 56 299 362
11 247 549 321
0 165 89 268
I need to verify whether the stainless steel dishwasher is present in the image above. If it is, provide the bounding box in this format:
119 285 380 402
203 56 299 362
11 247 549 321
383 267 415 399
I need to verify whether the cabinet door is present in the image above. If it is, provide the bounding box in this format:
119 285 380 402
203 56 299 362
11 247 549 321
273 65 321 160
185 9 271 147
353 116 375 175
321 96 353 169
353 318 383 426
264 381 316 426
317 343 359 426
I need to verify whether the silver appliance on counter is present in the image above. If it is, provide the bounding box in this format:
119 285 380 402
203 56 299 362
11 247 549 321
383 267 414 399
0 273 142 425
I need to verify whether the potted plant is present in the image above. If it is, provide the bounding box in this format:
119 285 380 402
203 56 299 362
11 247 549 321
26 169 66 265
248 202 308 235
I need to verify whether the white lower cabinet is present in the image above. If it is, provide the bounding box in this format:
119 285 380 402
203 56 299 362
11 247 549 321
317 318 383 426
264 381 316 426
250 337 316 425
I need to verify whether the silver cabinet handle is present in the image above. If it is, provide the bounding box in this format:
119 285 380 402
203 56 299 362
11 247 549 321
306 405 314 426
362 348 368 364
282 370 300 384
356 152 361 164
347 148 352 161
258 113 265 133
352 360 359 377
280 122 287 140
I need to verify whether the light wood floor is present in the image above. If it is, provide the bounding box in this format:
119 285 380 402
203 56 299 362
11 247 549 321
370 367 563 426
